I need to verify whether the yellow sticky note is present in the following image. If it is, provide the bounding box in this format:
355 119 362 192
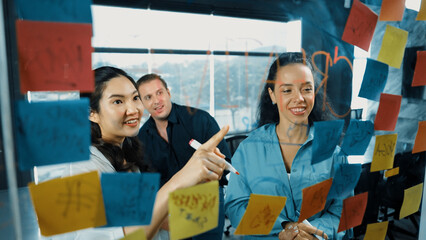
384 167 399 178
28 171 106 236
377 25 408 68
399 183 423 219
416 0 426 20
234 194 286 235
169 181 219 240
370 134 397 172
363 221 388 240
120 228 146 240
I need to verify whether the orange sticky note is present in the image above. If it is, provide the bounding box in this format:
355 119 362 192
298 178 333 223
234 194 286 235
374 93 402 131
416 0 426 20
169 181 219 240
363 221 389 240
342 0 378 51
28 171 106 236
413 121 426 153
377 25 408 68
385 167 400 178
400 183 423 219
16 20 94 94
337 192 368 232
379 0 406 21
371 134 398 172
412 51 426 86
120 228 146 240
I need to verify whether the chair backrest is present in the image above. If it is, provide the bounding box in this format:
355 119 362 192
225 135 248 157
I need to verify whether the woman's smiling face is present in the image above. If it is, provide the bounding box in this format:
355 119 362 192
268 63 315 126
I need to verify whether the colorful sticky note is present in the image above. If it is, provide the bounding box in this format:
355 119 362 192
337 192 368 232
374 93 402 131
412 51 426 86
16 99 90 170
379 0 406 21
16 0 92 23
370 134 398 172
312 120 345 164
169 181 219 240
385 167 400 178
342 0 378 51
399 183 424 219
120 228 146 240
298 178 333 222
16 20 93 93
358 59 389 101
413 121 426 153
28 171 106 236
377 25 408 69
341 120 374 155
328 164 362 200
416 0 426 20
101 173 160 227
363 221 389 240
234 194 286 235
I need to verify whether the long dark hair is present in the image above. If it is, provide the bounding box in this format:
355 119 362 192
85 66 150 172
257 52 334 127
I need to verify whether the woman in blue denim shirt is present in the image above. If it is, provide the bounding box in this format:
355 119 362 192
225 52 349 240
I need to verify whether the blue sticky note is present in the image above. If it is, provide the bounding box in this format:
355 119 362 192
328 163 362 200
358 58 389 101
15 0 92 24
312 120 345 164
341 120 374 155
16 99 90 170
100 172 160 227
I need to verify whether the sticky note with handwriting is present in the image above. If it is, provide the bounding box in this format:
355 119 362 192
298 178 333 223
169 181 219 240
341 120 374 155
328 163 362 200
101 172 160 227
358 59 389 101
28 171 106 236
374 93 402 131
342 0 378 51
413 121 426 154
337 192 368 232
16 99 90 170
234 194 286 235
16 20 93 93
379 0 405 21
399 183 423 219
16 0 92 23
412 51 426 87
370 134 397 172
377 25 408 69
312 120 344 164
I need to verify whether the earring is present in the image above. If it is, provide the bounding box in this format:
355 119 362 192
272 101 276 105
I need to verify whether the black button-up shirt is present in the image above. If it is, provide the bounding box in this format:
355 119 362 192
138 103 232 186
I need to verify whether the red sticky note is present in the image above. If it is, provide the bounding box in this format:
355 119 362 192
342 0 378 51
412 51 426 86
338 192 368 232
16 20 94 94
374 93 402 131
298 178 333 223
413 121 426 154
379 0 406 21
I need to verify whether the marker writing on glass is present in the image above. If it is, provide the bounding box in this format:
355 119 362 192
189 139 240 175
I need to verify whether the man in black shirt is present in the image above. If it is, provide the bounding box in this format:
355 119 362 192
137 73 231 240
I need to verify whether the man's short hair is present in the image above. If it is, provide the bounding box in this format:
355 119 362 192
136 73 168 89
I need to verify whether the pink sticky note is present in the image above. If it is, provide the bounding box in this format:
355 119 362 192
298 178 333 223
338 192 368 232
379 0 406 21
16 20 94 94
413 121 426 154
412 51 426 86
342 0 378 51
374 93 402 131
